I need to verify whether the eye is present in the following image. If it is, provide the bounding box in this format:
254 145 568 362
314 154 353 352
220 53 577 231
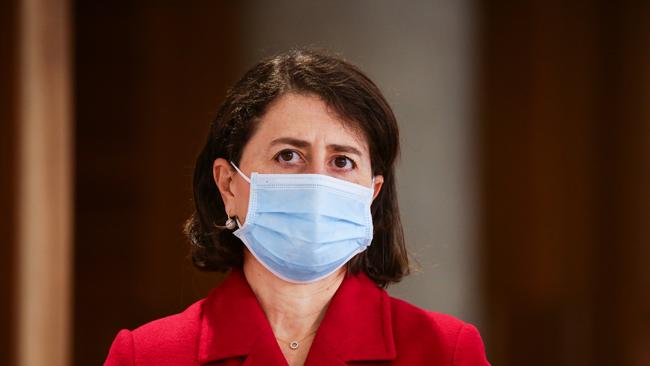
274 149 303 164
331 155 356 170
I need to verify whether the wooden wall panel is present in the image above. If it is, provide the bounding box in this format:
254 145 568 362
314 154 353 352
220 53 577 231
599 4 650 364
477 1 650 365
73 2 242 364
0 1 18 365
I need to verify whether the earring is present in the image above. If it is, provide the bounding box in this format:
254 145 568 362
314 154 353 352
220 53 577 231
225 216 237 230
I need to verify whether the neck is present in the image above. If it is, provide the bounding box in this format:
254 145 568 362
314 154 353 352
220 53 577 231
242 249 345 341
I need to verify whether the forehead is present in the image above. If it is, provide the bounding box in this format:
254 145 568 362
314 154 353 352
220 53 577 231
249 93 369 153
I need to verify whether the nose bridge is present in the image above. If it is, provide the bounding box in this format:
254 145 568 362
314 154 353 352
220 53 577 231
305 147 327 175
306 162 327 175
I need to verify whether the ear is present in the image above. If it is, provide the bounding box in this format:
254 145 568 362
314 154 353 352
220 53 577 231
213 158 236 216
371 175 384 202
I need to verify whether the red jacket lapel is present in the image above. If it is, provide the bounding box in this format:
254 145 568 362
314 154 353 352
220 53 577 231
305 271 396 365
197 269 287 365
197 269 395 365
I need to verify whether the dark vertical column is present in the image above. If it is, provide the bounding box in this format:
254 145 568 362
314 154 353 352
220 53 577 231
595 2 650 365
0 1 18 365
73 1 243 364
477 1 650 365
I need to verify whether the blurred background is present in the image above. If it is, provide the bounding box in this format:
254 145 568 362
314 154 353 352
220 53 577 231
1 0 649 365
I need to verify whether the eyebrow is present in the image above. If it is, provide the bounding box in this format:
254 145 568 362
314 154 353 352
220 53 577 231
269 137 363 156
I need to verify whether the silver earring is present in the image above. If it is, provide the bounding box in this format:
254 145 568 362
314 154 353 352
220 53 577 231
225 216 237 230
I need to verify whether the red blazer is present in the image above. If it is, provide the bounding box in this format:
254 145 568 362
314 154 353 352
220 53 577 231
105 269 490 365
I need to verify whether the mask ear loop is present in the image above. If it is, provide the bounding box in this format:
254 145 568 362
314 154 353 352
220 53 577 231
229 161 251 183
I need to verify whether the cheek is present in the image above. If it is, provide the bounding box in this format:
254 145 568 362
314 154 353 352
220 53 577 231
234 180 251 222
358 160 374 185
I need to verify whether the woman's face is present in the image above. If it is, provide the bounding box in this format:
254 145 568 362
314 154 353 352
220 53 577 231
213 92 384 224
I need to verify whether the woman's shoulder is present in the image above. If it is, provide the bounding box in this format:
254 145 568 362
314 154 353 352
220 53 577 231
132 298 205 335
389 295 469 332
104 299 206 366
387 295 490 365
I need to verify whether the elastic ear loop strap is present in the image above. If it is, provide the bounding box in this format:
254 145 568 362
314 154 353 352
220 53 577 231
229 161 251 183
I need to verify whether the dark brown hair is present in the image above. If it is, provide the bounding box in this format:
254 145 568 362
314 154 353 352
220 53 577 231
185 48 409 287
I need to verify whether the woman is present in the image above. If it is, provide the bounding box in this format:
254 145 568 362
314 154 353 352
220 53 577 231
105 49 490 366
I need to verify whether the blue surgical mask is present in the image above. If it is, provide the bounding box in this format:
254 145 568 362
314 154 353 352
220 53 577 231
230 162 375 283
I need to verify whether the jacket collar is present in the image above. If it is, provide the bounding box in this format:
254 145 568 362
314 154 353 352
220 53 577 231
198 268 396 365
